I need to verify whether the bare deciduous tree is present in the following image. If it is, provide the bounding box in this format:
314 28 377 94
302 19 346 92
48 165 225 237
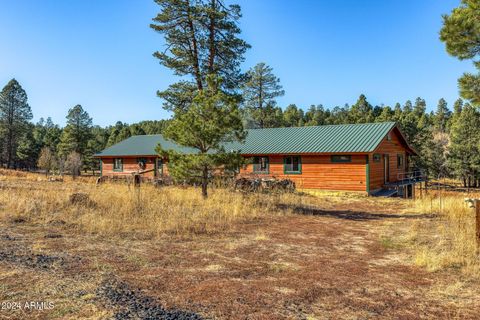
65 152 82 179
37 147 57 177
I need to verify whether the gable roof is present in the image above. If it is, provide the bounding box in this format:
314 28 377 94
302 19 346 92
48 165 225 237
95 134 197 157
96 122 414 157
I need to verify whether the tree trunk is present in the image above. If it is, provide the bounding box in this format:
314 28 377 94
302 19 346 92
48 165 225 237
201 165 208 199
208 0 216 74
186 1 203 91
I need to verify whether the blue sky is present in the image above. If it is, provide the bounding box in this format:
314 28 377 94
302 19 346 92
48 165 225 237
0 0 473 126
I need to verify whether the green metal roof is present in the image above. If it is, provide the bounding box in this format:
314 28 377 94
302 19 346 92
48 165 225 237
95 134 197 157
96 122 399 157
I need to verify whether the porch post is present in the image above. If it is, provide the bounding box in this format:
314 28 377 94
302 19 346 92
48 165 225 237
366 155 370 195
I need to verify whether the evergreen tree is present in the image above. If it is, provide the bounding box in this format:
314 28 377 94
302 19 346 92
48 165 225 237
84 126 110 173
375 106 394 122
413 97 427 118
440 1 480 106
157 76 245 198
151 0 250 111
136 120 170 134
16 126 37 169
0 79 33 168
106 121 127 146
453 98 464 115
283 104 302 127
448 103 480 187
451 98 464 125
349 94 374 123
403 100 413 114
393 102 403 122
433 98 451 133
305 105 327 126
242 63 284 128
58 105 93 160
418 128 448 179
43 118 62 153
326 105 350 124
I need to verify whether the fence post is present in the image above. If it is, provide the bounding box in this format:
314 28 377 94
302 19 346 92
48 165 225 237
466 198 480 249
475 200 480 248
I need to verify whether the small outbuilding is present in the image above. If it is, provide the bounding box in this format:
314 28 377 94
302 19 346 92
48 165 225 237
95 122 418 195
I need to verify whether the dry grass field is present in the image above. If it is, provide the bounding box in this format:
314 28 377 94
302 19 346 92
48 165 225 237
0 169 479 319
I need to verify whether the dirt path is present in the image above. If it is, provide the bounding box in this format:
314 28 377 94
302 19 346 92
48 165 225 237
0 200 478 319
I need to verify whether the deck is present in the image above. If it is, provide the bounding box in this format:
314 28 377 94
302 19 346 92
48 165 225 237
373 171 426 198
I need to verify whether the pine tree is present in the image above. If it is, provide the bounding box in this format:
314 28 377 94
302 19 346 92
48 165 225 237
0 79 33 168
242 63 284 128
349 94 374 123
305 105 327 126
151 0 250 111
451 98 464 126
393 102 403 122
43 118 62 153
16 126 38 169
83 126 109 174
440 1 480 106
58 105 93 161
448 103 480 187
413 97 427 118
157 76 245 198
403 100 413 114
433 98 451 133
375 106 394 122
106 121 127 146
283 104 302 127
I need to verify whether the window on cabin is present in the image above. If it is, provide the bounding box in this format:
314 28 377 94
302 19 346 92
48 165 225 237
253 156 269 173
373 154 381 162
331 155 352 163
284 156 301 174
397 154 404 169
137 157 147 170
113 158 123 171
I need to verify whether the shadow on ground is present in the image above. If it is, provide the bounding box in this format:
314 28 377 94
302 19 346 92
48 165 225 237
97 277 203 320
276 204 435 221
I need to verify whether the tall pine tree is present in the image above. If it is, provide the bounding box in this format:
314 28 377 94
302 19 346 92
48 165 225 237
440 0 480 106
157 76 245 198
58 105 93 162
151 0 250 111
0 79 33 168
242 62 284 128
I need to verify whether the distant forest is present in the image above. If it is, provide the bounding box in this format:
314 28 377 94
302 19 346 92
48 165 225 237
1 0 479 188
0 76 476 186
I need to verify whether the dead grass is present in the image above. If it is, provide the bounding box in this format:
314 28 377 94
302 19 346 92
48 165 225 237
0 181 292 238
0 169 316 238
1 169 480 318
409 193 480 276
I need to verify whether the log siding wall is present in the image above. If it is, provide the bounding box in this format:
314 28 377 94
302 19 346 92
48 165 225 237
240 154 368 191
101 157 157 178
368 129 407 192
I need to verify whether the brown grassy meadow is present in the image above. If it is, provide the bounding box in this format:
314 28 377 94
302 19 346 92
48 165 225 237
0 169 479 319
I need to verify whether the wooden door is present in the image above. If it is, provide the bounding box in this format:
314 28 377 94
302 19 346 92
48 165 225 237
384 155 390 184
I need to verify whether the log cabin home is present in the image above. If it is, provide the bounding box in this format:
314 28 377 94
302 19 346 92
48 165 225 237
95 122 418 196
